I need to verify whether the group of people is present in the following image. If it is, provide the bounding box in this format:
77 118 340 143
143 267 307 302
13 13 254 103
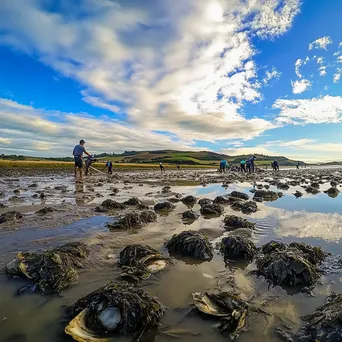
72 140 113 181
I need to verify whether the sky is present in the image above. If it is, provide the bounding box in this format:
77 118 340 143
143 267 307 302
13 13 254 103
0 0 342 163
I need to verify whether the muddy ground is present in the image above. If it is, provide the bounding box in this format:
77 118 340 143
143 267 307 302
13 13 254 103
0 167 342 342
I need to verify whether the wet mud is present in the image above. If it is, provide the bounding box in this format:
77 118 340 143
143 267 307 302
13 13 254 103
1 167 342 342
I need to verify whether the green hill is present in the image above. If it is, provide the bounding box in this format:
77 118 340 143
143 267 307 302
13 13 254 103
94 150 304 166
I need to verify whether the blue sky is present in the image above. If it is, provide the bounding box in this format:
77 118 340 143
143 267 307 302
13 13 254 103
0 0 342 162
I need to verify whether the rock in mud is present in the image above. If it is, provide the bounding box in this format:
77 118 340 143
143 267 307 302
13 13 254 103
28 183 38 188
277 183 290 190
154 201 175 211
213 196 231 205
13 189 20 194
192 291 249 339
253 190 278 202
200 203 224 216
278 192 284 198
39 193 45 200
230 191 249 200
181 195 197 206
35 207 56 215
223 215 255 230
231 201 258 214
123 197 141 205
0 203 7 209
6 242 89 295
198 198 213 207
107 211 157 230
0 211 22 224
118 245 170 282
253 241 327 289
294 191 303 198
220 236 257 260
324 187 340 198
9 196 24 203
311 182 320 189
182 210 199 221
95 199 125 212
166 230 213 261
330 180 338 187
65 281 165 342
137 203 149 210
297 292 342 342
110 187 119 194
305 186 320 194
162 186 171 193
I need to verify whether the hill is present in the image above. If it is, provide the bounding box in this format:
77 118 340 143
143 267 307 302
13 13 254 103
93 150 304 166
0 150 305 166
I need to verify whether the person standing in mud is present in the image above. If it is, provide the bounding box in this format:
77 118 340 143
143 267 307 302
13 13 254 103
73 139 91 182
104 161 113 174
219 159 227 173
248 155 256 172
240 159 246 173
160 162 165 174
273 159 279 172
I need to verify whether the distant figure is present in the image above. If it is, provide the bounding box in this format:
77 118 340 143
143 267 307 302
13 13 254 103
273 159 279 172
247 155 256 172
176 164 180 170
72 139 91 182
104 161 113 174
85 155 97 176
219 160 227 173
240 159 246 173
160 162 165 173
296 162 300 169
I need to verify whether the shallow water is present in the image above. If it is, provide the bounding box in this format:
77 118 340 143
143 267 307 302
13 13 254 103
1 172 342 342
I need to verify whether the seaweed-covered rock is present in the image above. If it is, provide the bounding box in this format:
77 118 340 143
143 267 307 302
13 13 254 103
230 191 249 200
118 245 170 282
277 183 290 190
297 293 342 342
200 203 224 216
123 197 141 206
231 201 258 214
166 230 213 261
154 201 175 211
162 186 171 193
294 191 303 198
330 180 338 187
305 186 320 195
198 198 213 207
107 211 157 230
311 182 320 189
6 242 89 294
0 211 22 224
253 241 327 288
95 199 125 212
220 236 257 260
278 192 284 198
223 215 255 230
213 196 231 205
65 281 165 341
35 207 56 215
253 190 278 202
324 187 340 198
0 203 7 209
28 183 38 188
192 291 248 339
182 195 197 205
182 210 199 220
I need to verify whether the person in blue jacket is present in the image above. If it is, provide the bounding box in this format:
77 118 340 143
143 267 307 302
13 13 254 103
219 159 227 173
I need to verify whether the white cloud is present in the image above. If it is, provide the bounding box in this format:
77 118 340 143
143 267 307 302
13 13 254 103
0 0 300 149
263 67 281 85
291 79 311 94
333 70 341 83
316 57 324 64
337 56 342 63
295 57 309 78
319 66 327 76
309 36 333 50
274 95 342 125
277 139 316 147
0 137 12 144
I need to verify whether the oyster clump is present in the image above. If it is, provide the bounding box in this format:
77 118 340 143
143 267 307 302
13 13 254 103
252 240 328 289
65 281 165 342
118 244 170 282
192 291 249 340
6 242 89 294
297 292 342 342
165 230 213 261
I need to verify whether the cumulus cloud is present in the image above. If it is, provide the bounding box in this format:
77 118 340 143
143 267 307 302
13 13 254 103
333 69 342 83
291 79 311 94
263 67 281 85
0 0 300 150
294 57 309 78
274 95 342 125
309 36 333 50
319 66 327 76
0 98 203 156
